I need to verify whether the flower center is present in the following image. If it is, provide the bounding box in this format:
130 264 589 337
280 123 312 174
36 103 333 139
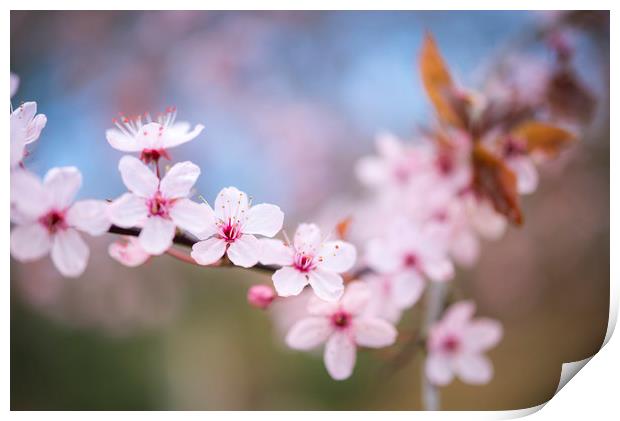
140 148 170 164
403 253 418 268
294 252 315 272
441 335 460 353
147 193 171 218
436 152 454 175
330 310 351 329
503 136 526 157
218 218 242 243
39 209 67 234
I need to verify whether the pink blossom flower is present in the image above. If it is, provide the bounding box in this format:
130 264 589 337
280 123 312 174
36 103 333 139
247 285 276 309
498 135 538 195
426 300 503 386
190 187 284 268
260 223 356 302
108 236 151 267
108 155 210 255
10 167 110 277
106 108 204 163
10 102 47 168
366 219 454 300
286 281 397 380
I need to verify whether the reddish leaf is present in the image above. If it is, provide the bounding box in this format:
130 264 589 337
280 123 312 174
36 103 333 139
512 121 576 158
419 33 467 129
472 144 522 225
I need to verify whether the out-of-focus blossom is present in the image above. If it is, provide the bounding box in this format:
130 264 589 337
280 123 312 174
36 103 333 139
10 102 47 168
247 284 276 309
109 155 210 255
426 300 502 386
108 236 151 267
10 72 19 97
106 107 204 163
286 281 397 380
361 273 415 323
366 218 454 284
260 223 356 302
191 186 284 268
10 167 110 277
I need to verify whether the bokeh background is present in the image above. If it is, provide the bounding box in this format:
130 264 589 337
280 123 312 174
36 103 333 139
10 11 609 410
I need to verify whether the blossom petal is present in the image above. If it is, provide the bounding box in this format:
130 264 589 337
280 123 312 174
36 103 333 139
11 169 51 218
214 186 249 222
227 234 260 268
423 255 454 282
243 203 284 237
118 155 159 198
259 238 294 266
162 123 204 148
317 241 356 273
43 167 82 210
425 353 454 386
272 266 309 297
307 295 340 316
106 129 142 152
392 271 425 308
169 198 210 235
138 216 175 255
353 317 397 348
293 223 322 254
443 301 476 329
51 228 89 277
510 156 538 195
365 238 400 274
109 193 148 228
454 353 493 385
191 237 227 265
308 268 344 302
285 317 332 350
450 230 480 267
341 281 371 315
66 200 110 236
10 223 51 261
108 237 150 267
462 319 503 352
190 203 218 239
324 332 356 380
159 161 200 199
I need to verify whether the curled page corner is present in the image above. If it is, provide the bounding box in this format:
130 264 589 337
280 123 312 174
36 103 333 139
555 357 593 394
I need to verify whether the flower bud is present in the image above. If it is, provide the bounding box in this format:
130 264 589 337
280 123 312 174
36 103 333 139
247 285 276 310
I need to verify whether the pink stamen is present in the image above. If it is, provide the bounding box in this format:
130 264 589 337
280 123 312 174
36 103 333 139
39 210 67 234
147 193 171 218
330 310 352 329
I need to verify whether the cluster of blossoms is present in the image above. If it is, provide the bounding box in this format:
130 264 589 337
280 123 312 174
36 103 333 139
10 23 592 400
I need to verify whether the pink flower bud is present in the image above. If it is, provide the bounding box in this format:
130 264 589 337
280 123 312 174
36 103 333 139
247 285 276 309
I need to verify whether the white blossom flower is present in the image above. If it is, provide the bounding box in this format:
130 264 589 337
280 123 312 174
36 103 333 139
286 281 397 380
10 102 47 168
10 167 110 277
260 223 356 302
108 155 210 255
106 107 204 163
190 187 284 268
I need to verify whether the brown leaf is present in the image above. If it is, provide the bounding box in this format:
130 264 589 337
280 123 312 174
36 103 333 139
512 121 576 158
335 216 353 240
472 144 523 225
419 33 467 128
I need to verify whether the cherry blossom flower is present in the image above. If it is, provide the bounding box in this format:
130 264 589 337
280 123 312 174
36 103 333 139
497 134 539 195
426 300 503 386
108 155 210 255
366 218 454 302
106 107 204 163
108 236 151 267
10 167 110 277
286 281 397 380
10 102 47 168
190 187 284 268
247 285 276 309
260 223 356 302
